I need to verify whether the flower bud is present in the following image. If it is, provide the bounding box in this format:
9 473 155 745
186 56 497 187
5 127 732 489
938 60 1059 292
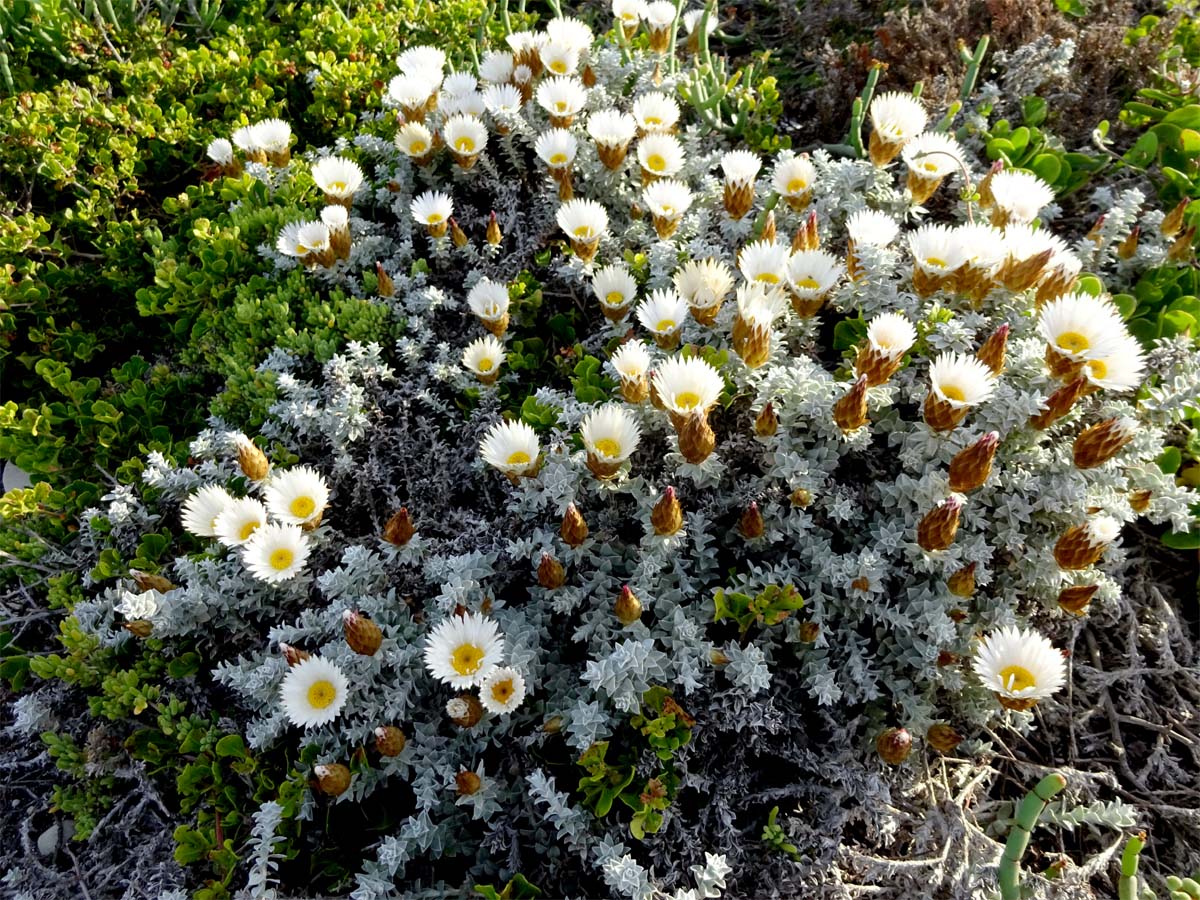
976 160 1003 208
1167 225 1196 263
948 431 999 493
313 763 351 797
236 437 270 481
1058 583 1099 616
791 210 819 253
755 402 779 437
917 496 963 552
343 609 382 656
537 552 565 589
560 502 589 547
374 726 406 757
678 411 716 464
1030 376 1089 430
833 375 869 433
739 501 764 539
798 621 820 643
760 210 777 245
1117 225 1140 260
383 507 415 546
1129 489 1152 514
789 487 812 508
1054 517 1119 570
542 715 564 733
937 650 959 666
975 323 1009 376
279 642 310 666
130 569 174 593
449 217 469 248
875 727 913 765
455 770 482 796
1073 417 1137 469
927 723 963 753
614 585 643 625
447 693 484 728
709 648 731 666
947 562 977 598
375 262 395 297
851 576 870 592
651 487 683 536
123 620 152 638
487 211 502 246
1161 198 1190 238
1086 214 1107 244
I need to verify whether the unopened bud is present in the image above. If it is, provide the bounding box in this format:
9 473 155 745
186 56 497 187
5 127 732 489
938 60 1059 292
449 217 469 248
948 432 999 493
851 576 870 591
614 585 643 625
798 621 820 643
709 648 731 666
937 650 959 666
917 496 963 552
833 375 869 433
130 569 174 593
875 727 913 765
1167 225 1196 263
975 323 1009 376
236 437 270 481
789 487 812 508
486 211 502 246
1030 376 1088 430
739 501 764 539
791 210 819 253
1161 198 1190 238
560 502 589 547
343 609 382 656
1073 417 1137 469
447 693 483 728
1086 214 1106 243
1129 489 1152 513
927 723 963 753
759 210 777 244
123 620 152 638
651 487 683 535
279 642 310 666
455 770 482 796
677 411 716 464
947 562 977 598
313 763 351 797
376 262 395 297
1117 226 1140 260
374 726 406 756
383 507 415 546
755 402 779 437
537 552 565 589
542 715 564 733
1058 583 1099 616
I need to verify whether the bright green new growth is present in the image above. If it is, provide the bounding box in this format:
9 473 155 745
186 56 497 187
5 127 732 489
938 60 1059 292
998 772 1068 900
1119 832 1146 900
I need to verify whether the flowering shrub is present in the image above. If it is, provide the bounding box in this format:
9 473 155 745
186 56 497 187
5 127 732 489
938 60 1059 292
7 3 1200 899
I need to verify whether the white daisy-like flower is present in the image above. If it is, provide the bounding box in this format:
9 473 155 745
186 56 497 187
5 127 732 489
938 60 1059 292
214 496 270 548
989 170 1056 225
480 420 541 476
1001 222 1060 264
674 258 734 311
276 221 329 259
682 7 718 35
637 133 685 177
556 198 609 242
1084 514 1122 546
463 335 507 379
443 114 488 157
117 589 160 620
866 312 917 358
535 76 588 121
613 0 649 27
207 138 234 166
929 352 997 407
254 118 291 155
587 109 638 148
242 522 311 584
1037 293 1127 362
581 404 642 462
423 612 505 688
395 122 435 159
279 656 350 728
632 92 681 132
320 204 348 232
468 278 511 322
442 71 478 97
593 263 638 313
396 45 446 83
534 128 579 169
540 42 580 76
442 92 486 118
772 154 816 200
547 16 594 52
264 466 330 527
738 239 790 286
971 625 1067 705
846 209 900 247
636 288 689 338
1083 334 1146 392
611 340 653 379
181 484 234 538
231 124 262 154
386 73 435 112
643 178 693 221
644 0 679 27
720 149 761 187
479 666 528 714
482 83 523 119
311 156 363 203
786 250 843 298
869 91 928 145
908 223 965 274
411 190 454 228
901 131 964 181
955 222 1007 273
478 50 515 84
651 355 725 416
735 282 786 327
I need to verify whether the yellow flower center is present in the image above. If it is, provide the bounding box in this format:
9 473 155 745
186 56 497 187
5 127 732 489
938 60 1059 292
1087 359 1107 379
647 153 666 172
786 178 807 193
922 161 939 173
491 679 515 703
550 152 568 166
605 290 625 306
941 385 966 402
330 180 347 193
655 318 676 332
427 212 444 224
269 548 295 571
795 276 820 290
659 204 675 216
296 243 310 255
239 520 261 541
925 256 948 269
409 139 427 154
621 11 636 21
455 136 475 153
999 664 1036 693
555 100 569 113
594 437 622 458
289 496 316 519
675 391 701 410
1056 331 1089 354
754 272 780 284
551 61 567 74
573 225 595 239
477 357 495 372
506 450 531 466
451 643 485 676
645 115 662 126
307 679 337 709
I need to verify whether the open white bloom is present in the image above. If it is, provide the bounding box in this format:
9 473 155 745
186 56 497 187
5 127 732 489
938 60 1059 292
535 76 588 120
645 0 679 28
637 133 685 178
320 204 348 232
1037 293 1127 362
290 221 330 258
396 45 446 83
207 138 234 166
736 282 786 327
442 71 478 97
254 118 291 155
505 30 540 58
929 352 997 407
846 209 900 247
480 420 541 476
868 91 928 145
443 114 488 157
482 83 523 119
395 122 435 159
534 129 579 168
989 170 1056 225
117 589 161 620
720 149 761 187
279 656 350 728
275 221 308 257
181 485 234 538
242 522 310 584
215 496 270 548
540 42 580 76
547 16 593 51
866 312 917 358
954 222 1007 273
386 74 435 111
478 50 515 84
773 155 816 200
972 625 1066 705
636 288 689 337
613 0 649 27
786 250 843 298
311 156 363 203
674 258 734 311
593 263 638 312
682 7 719 35
643 178 693 220
479 666 528 714
468 278 511 321
902 131 964 181
632 92 680 132
423 612 505 688
1002 223 1066 265
264 466 330 526
442 92 486 118
463 335 506 379
581 404 642 462
411 190 454 228
738 239 790 286
231 124 262 154
652 355 725 416
1083 334 1146 392
587 109 637 147
611 340 653 379
556 198 609 242
909 223 965 274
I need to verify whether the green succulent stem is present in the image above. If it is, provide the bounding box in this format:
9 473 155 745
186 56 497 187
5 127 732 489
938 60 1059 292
1118 832 1146 900
998 772 1068 900
846 62 884 159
